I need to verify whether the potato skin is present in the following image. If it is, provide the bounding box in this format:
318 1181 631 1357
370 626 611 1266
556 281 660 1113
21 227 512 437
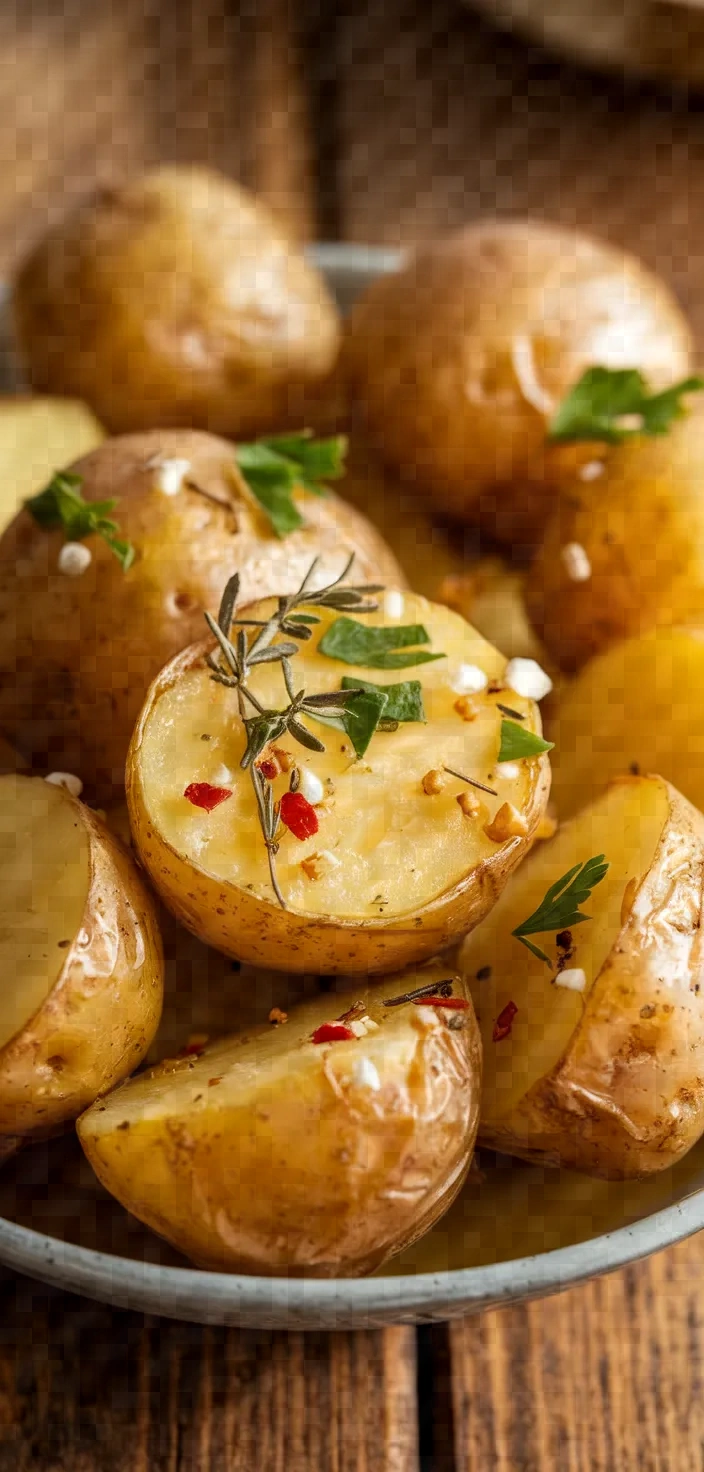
126 638 551 976
78 967 481 1276
0 429 403 799
526 411 704 671
474 780 704 1178
343 220 693 548
13 167 341 438
0 793 163 1141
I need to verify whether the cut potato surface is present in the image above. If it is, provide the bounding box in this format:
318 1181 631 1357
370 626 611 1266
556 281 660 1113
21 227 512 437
0 395 103 535
0 775 164 1141
128 591 550 972
78 962 481 1276
461 775 704 1176
548 625 704 819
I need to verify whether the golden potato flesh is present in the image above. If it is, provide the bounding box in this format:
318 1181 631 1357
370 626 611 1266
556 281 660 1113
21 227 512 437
127 592 551 974
0 429 402 800
0 396 103 535
526 411 704 671
13 166 341 438
0 775 163 1144
78 963 481 1277
548 625 704 819
461 775 704 1176
343 219 692 548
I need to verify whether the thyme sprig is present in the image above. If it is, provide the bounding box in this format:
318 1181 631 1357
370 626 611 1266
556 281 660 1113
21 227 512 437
204 554 384 908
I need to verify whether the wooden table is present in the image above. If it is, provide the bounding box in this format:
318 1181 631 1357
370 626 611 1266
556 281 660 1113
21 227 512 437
2 1 704 1464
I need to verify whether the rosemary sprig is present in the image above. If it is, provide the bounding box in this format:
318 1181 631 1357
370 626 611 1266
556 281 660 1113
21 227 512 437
204 555 384 908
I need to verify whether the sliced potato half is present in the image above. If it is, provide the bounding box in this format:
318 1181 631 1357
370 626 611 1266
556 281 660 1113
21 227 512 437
0 774 163 1143
461 774 704 1177
127 590 551 973
78 962 480 1276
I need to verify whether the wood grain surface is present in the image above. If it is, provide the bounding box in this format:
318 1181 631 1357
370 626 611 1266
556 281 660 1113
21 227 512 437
1 0 704 1465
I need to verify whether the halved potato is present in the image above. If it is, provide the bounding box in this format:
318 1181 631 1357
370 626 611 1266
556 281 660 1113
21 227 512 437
127 591 551 973
78 961 480 1276
461 774 704 1177
0 774 163 1148
548 625 704 819
0 395 103 535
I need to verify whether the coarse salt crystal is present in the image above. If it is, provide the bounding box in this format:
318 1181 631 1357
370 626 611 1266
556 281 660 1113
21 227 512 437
504 657 553 702
353 1056 381 1091
211 764 233 786
46 771 83 798
349 1016 379 1038
298 766 325 805
450 663 488 696
579 460 604 482
153 457 191 497
498 762 521 780
561 542 592 583
384 590 405 619
414 1005 441 1027
555 967 586 993
58 542 92 577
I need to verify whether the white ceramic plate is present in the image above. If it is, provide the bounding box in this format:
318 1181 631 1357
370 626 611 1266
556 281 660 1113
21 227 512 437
1 243 704 1329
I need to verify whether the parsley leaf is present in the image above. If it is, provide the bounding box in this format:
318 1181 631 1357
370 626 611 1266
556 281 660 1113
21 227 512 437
548 368 704 446
26 472 135 571
512 854 610 966
498 719 553 762
340 675 425 723
318 617 445 670
311 687 389 758
235 432 348 538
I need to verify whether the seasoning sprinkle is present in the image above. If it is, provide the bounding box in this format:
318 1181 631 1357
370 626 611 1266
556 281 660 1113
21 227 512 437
443 764 498 797
492 1000 518 1042
384 979 454 1008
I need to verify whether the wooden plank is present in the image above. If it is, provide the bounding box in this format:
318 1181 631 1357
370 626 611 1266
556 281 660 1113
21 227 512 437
447 1232 704 1471
0 1274 419 1471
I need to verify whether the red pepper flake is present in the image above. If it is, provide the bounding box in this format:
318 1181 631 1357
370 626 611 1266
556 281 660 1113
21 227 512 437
257 757 279 781
184 782 232 812
412 996 469 1010
279 790 319 841
311 1022 356 1045
492 1000 518 1042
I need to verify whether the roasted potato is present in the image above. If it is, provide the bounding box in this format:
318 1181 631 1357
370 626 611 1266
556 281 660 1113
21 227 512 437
127 590 551 974
343 220 693 548
548 625 704 819
13 167 341 438
0 429 403 800
78 962 481 1276
461 774 704 1177
0 773 163 1150
0 395 103 534
526 409 704 670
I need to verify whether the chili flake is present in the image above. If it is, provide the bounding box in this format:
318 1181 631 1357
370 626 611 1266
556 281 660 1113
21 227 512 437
412 996 469 1010
184 782 232 812
311 1022 356 1045
257 756 279 781
492 1000 518 1042
279 790 319 840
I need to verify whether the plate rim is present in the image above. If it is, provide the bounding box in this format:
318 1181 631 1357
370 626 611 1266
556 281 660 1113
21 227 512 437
1 240 702 1327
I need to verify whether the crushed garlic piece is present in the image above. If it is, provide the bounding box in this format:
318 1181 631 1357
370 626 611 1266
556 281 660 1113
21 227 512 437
271 747 293 773
58 542 92 577
504 658 553 702
561 542 592 583
211 763 233 786
457 790 481 818
298 766 325 805
483 802 529 842
554 967 586 993
268 1007 288 1025
422 769 445 796
301 849 341 880
46 772 83 798
454 695 479 722
383 590 405 619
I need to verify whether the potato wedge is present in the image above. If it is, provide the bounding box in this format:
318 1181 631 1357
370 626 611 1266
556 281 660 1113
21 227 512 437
0 429 403 801
0 395 103 535
78 962 480 1276
548 625 704 819
461 775 704 1177
127 590 551 974
526 410 704 670
0 774 163 1146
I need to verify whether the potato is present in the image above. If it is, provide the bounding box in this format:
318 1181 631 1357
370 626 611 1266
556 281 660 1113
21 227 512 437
461 774 704 1177
548 625 704 819
78 962 481 1276
127 590 551 974
526 410 704 670
0 429 403 800
13 166 341 438
343 220 693 548
0 396 103 535
436 558 551 667
0 774 163 1149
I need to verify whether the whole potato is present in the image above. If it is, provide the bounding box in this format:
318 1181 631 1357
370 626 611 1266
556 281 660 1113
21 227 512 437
0 429 403 800
526 409 704 670
343 220 693 548
13 167 341 437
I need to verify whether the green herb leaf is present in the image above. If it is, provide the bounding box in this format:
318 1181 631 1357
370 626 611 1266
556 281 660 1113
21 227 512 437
340 675 425 723
235 432 348 538
26 471 135 570
341 689 389 757
498 719 554 762
319 617 444 670
512 854 610 966
548 367 704 446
